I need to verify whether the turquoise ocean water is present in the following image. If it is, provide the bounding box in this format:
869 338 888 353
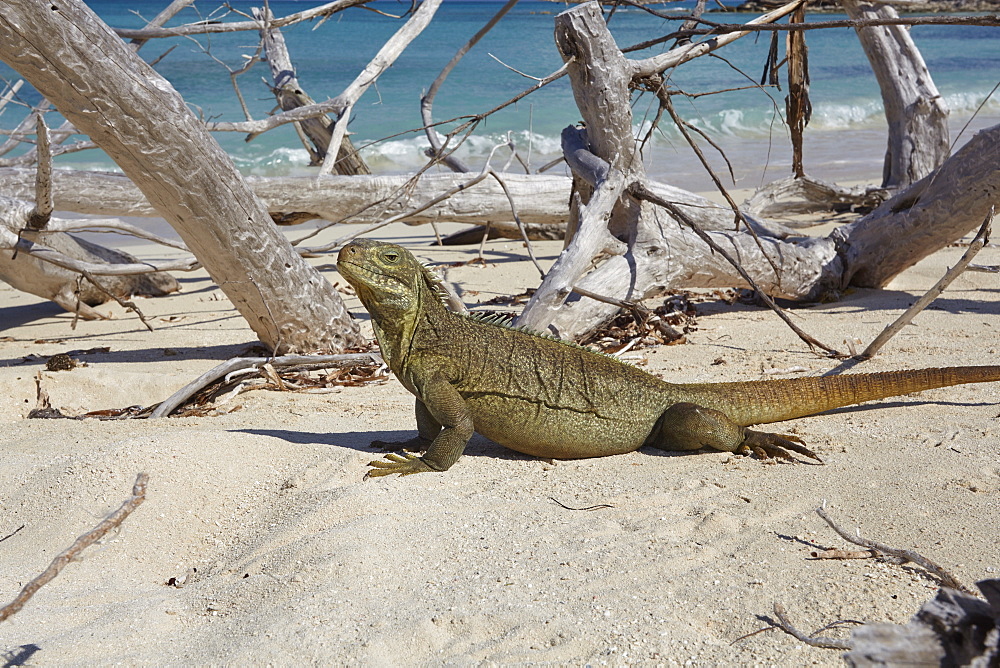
2 0 999 192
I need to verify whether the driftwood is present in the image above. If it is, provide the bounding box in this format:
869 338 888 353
845 580 1000 666
0 167 793 240
0 0 361 353
0 198 179 318
514 2 1000 341
842 0 950 189
254 7 370 175
744 175 889 219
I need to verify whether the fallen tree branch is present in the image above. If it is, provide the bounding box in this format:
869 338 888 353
0 472 148 625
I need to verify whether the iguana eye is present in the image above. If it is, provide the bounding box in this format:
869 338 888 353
383 251 399 263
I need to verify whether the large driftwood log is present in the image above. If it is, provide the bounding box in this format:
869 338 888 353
517 2 1000 340
0 168 792 239
845 579 1000 666
841 0 949 189
0 0 362 352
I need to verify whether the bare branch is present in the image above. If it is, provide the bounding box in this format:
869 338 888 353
113 0 370 39
858 210 992 359
0 473 149 625
150 353 381 418
421 0 520 172
815 505 970 593
770 602 852 650
630 0 805 78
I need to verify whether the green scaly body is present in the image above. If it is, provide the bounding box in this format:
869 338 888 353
337 239 1000 477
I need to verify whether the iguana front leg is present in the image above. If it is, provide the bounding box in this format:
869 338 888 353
366 374 474 478
371 399 439 452
647 402 822 462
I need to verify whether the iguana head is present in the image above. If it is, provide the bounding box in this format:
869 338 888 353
337 239 440 360
336 238 431 312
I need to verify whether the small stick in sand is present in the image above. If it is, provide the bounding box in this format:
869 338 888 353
769 602 853 649
0 524 25 544
0 472 148 624
815 504 970 593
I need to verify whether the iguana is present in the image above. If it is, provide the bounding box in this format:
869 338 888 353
337 238 1000 478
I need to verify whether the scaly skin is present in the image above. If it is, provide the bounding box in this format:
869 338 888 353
337 239 1000 477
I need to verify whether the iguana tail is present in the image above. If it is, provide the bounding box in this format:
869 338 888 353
679 366 1000 426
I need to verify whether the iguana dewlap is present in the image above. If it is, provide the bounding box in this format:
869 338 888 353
337 238 1000 478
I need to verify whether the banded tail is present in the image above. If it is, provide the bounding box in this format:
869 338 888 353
680 366 1000 427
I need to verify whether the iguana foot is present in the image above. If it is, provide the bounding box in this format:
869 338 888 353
736 429 822 463
365 451 437 478
371 436 431 453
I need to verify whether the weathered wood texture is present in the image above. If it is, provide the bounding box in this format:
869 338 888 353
786 4 809 178
841 0 949 188
834 125 1000 288
744 175 888 219
0 167 789 238
845 579 1000 666
0 168 570 226
0 0 361 352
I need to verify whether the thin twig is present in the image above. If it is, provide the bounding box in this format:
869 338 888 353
79 269 155 332
857 210 993 360
770 602 852 650
0 524 25 544
815 505 970 593
0 473 149 625
487 169 546 278
420 0 519 172
548 497 614 511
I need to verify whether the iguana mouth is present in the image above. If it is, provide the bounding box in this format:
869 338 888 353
340 260 389 280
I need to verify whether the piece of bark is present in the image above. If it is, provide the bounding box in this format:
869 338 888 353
0 0 361 352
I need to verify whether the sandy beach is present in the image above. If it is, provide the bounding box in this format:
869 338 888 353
1 203 998 664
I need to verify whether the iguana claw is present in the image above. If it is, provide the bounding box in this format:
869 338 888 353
365 451 436 478
737 430 823 463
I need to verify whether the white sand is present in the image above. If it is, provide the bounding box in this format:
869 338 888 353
1 214 998 665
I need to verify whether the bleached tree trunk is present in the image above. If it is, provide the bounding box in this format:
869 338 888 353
254 7 370 175
0 0 361 353
841 0 950 189
0 168 794 240
517 2 1000 340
